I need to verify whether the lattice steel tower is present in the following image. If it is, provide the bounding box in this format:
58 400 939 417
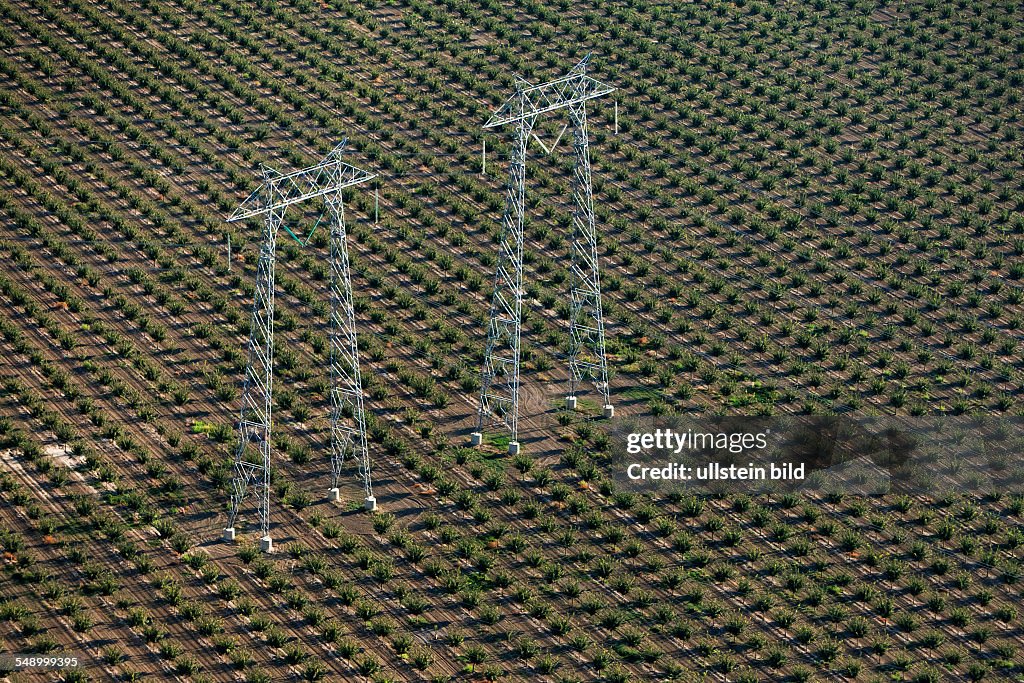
472 55 615 456
222 141 377 553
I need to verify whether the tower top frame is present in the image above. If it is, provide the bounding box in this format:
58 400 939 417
484 54 615 129
228 140 376 222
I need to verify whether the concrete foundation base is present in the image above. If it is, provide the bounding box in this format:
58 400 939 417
260 535 273 553
328 487 341 503
603 404 615 419
565 396 577 410
364 496 378 512
508 441 520 456
470 432 482 446
222 527 235 542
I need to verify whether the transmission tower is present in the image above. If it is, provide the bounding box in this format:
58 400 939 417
222 140 377 553
472 55 615 456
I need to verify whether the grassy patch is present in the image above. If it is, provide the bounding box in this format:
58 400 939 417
620 386 661 402
484 433 510 451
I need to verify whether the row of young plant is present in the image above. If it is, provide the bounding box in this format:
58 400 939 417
0 194 815 679
0 319 469 682
401 0 1024 348
0 82 477 435
0 0 688 438
6 0 1015 423
16 0 880 413
6 339 1015 679
8 0 1024 593
2 0 532 393
6 266 1015 671
8 1 1024 671
2 3 1024 683
0 396 254 682
559 431 1022 677
0 133 499 679
389 0 1015 317
380 0 1019 411
159 0 1015 417
174 0 1015 413
0 180 1015 683
4 12 1019 679
0 498 107 682
2 0 983 432
0 240 638 683
8 0 962 421
0 125 659 679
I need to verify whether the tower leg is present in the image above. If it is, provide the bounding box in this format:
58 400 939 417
566 101 612 412
477 96 536 449
225 182 281 541
325 192 374 507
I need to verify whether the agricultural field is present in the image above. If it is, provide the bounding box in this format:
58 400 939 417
0 0 1022 681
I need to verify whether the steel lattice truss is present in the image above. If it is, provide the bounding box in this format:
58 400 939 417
484 61 615 129
326 191 372 502
229 144 370 221
224 141 376 546
476 55 615 453
565 102 611 403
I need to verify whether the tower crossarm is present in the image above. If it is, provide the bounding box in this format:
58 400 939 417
484 55 615 129
227 140 376 222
